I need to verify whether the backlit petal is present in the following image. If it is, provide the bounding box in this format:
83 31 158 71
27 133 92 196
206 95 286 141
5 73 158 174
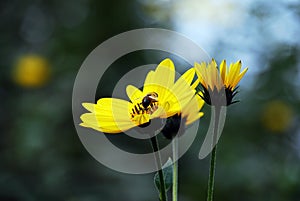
220 60 227 84
81 98 137 133
186 112 204 125
126 85 143 103
232 67 248 88
143 58 175 103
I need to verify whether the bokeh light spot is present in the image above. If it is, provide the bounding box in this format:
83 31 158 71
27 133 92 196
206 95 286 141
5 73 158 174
13 54 51 88
261 100 294 133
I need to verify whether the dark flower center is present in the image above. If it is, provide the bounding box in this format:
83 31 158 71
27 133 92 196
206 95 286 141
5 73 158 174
199 83 239 106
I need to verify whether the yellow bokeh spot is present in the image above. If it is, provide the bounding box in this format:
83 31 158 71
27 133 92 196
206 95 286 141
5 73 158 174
13 54 51 88
261 100 293 133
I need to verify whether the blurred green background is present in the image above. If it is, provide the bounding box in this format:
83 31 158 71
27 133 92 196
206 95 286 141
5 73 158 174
1 0 300 200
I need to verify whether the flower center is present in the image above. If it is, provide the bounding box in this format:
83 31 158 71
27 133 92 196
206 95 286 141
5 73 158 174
199 84 239 106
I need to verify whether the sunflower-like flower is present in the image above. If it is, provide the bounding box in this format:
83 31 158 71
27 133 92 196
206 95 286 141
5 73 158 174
80 58 204 134
194 59 248 106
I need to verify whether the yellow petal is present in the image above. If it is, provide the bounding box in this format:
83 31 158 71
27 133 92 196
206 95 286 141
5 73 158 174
210 62 221 90
220 60 227 84
191 79 199 90
232 67 248 88
143 58 175 103
143 70 154 91
227 61 241 88
151 103 170 118
186 112 204 125
179 68 195 85
205 63 213 90
96 98 152 128
81 98 137 133
194 62 208 89
167 69 195 110
97 98 130 119
209 59 218 90
126 85 143 103
180 94 204 125
80 120 127 134
182 95 203 117
80 113 99 127
195 94 205 111
80 122 106 132
132 114 150 125
225 63 233 87
233 61 242 78
82 102 96 112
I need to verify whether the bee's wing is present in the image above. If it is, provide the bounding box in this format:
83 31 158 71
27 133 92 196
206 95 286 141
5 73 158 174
148 95 158 101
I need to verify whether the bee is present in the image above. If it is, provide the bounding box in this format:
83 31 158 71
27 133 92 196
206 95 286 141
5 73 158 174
131 92 158 117
142 92 158 108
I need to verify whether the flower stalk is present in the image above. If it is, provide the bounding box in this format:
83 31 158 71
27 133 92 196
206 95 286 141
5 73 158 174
150 136 167 201
207 145 217 201
206 106 220 201
172 137 178 201
195 59 248 201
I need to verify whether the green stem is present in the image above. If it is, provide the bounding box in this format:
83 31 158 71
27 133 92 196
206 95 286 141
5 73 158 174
150 136 167 201
172 137 178 201
207 144 217 201
206 106 221 201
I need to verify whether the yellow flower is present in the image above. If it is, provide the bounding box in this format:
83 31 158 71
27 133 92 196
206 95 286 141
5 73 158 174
80 58 204 134
194 59 248 106
13 54 51 88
